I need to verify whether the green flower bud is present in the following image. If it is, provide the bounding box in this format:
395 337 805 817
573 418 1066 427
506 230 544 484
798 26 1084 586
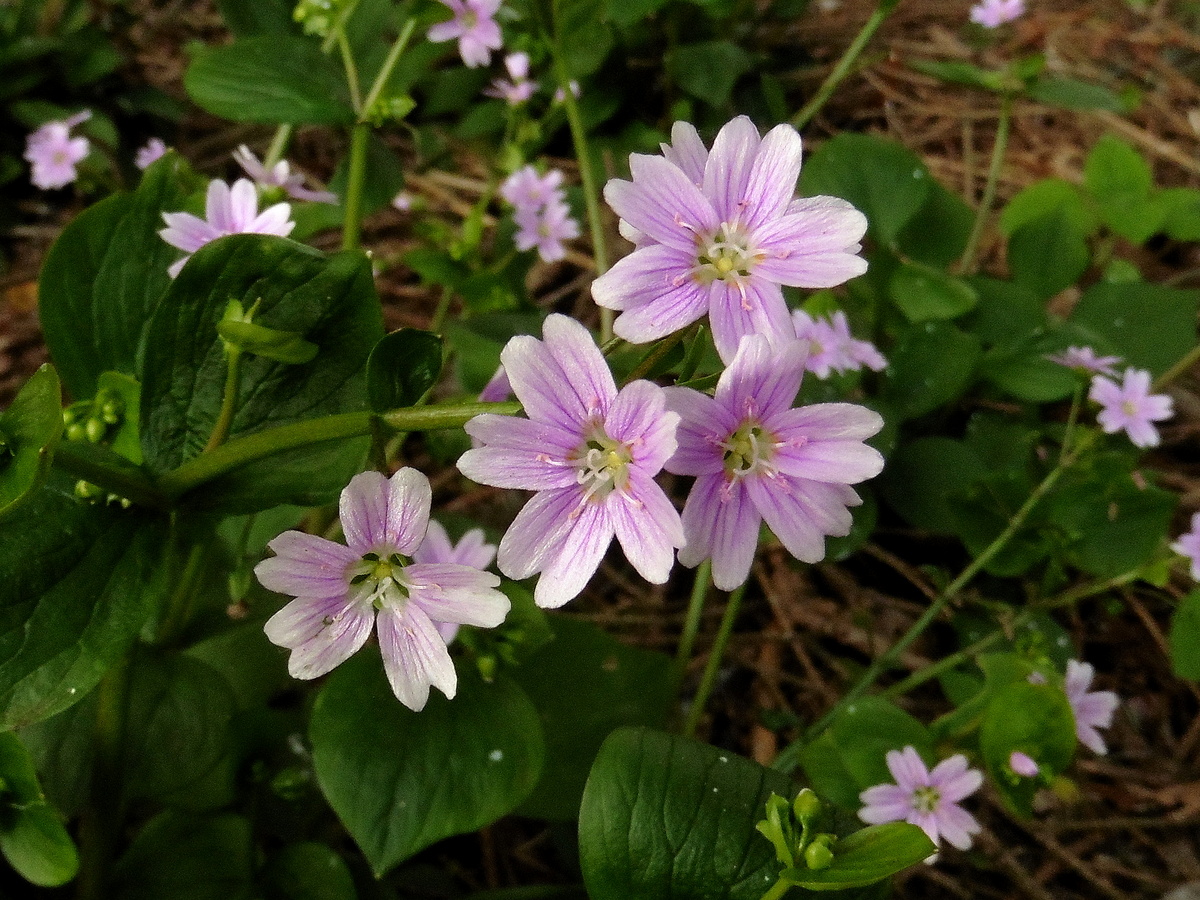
792 788 822 823
74 480 103 500
804 840 834 871
270 766 311 801
85 417 107 443
66 422 86 442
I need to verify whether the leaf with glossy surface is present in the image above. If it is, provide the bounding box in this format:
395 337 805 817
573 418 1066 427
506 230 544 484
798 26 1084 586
310 652 544 877
0 365 62 521
579 727 796 900
1007 209 1089 300
881 322 980 420
366 329 444 413
113 812 254 900
781 823 934 890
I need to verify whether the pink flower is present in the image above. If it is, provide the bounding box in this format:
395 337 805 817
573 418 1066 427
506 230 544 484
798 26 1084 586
458 315 684 609
970 0 1025 27
413 520 498 644
159 178 295 277
501 166 563 209
25 111 92 190
255 469 510 710
1008 751 1040 778
793 309 886 379
1064 660 1119 755
391 190 415 212
502 166 579 263
858 746 983 854
593 116 868 363
1088 368 1173 448
428 0 503 68
663 336 884 590
135 137 169 170
485 52 536 104
1046 345 1121 376
233 145 338 203
1171 511 1200 580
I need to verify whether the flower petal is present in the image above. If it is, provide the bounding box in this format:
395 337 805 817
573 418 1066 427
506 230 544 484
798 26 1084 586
459 415 581 490
603 380 678 472
376 603 457 711
404 562 509 627
609 470 683 584
886 746 930 791
263 593 374 680
255 530 358 598
662 387 732 477
706 278 796 364
661 120 708 185
714 333 808 422
702 115 761 223
606 155 719 251
534 501 616 608
679 474 761 591
741 123 804 230
496 488 581 580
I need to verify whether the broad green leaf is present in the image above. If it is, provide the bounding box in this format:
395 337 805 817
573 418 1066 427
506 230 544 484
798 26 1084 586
979 329 1078 403
38 154 191 398
139 235 383 511
310 653 544 877
366 329 444 413
0 732 77 887
668 41 754 107
1007 209 1089 300
0 365 62 521
1028 76 1128 112
1070 282 1199 376
878 437 985 534
949 469 1049 577
1161 187 1200 241
894 180 973 267
881 322 980 420
1170 591 1200 680
979 682 1075 817
578 727 795 900
555 0 614 77
511 617 674 820
0 489 165 728
799 134 931 246
999 178 1096 237
263 843 357 900
781 823 934 890
217 0 297 35
605 0 671 24
1085 135 1152 208
888 263 978 322
962 276 1048 344
184 36 353 125
113 812 254 900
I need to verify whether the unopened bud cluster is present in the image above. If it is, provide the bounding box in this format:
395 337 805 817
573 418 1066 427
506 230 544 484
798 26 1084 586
63 389 124 446
756 789 840 873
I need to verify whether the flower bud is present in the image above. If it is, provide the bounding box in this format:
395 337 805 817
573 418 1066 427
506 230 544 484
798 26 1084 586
85 417 106 443
792 788 823 823
1009 751 1039 778
804 835 835 870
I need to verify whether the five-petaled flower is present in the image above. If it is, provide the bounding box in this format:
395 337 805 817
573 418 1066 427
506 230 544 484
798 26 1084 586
233 145 338 203
485 52 536 105
255 468 510 711
159 178 295 277
1064 659 1120 755
458 314 684 609
970 0 1025 27
664 335 884 591
792 308 886 379
593 115 868 363
1046 345 1121 377
858 746 983 857
428 0 504 68
25 110 92 190
1088 367 1173 448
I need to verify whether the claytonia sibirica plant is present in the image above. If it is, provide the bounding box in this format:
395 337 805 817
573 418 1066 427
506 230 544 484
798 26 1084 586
233 144 338 203
413 521 498 643
427 0 504 68
1088 367 1174 448
134 137 168 170
970 0 1025 27
1047 345 1122 377
500 164 580 262
25 110 91 189
485 52 536 105
792 308 886 379
256 469 510 710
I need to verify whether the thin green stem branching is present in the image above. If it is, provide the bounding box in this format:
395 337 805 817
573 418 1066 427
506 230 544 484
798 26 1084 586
959 94 1014 275
362 18 417 114
1155 342 1200 391
337 31 363 113
684 580 747 738
264 125 293 168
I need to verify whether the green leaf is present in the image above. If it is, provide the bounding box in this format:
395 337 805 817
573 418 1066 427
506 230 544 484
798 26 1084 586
366 329 444 413
263 843 357 900
1169 591 1200 680
1070 282 1199 376
1007 208 1090 300
888 263 978 322
217 315 319 365
781 823 934 890
139 235 383 511
310 653 544 877
799 134 932 247
184 36 354 125
668 41 754 107
908 59 1010 92
1028 76 1128 112
894 180 973 268
555 0 614 77
0 491 164 728
0 733 77 887
113 812 254 900
1084 135 1164 242
578 727 795 900
878 437 985 534
217 0 297 35
979 682 1075 817
881 322 980 420
1160 187 1200 241
38 154 191 398
999 178 1096 237
0 365 62 521
511 617 674 820
605 0 671 25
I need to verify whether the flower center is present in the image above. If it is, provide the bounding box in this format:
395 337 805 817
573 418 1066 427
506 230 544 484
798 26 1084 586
346 550 411 610
911 786 940 814
695 222 758 285
720 421 778 478
573 428 633 503
1121 399 1138 416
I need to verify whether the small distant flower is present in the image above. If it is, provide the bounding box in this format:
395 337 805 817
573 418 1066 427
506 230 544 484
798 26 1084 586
593 115 868 363
135 137 169 170
858 746 983 855
391 190 415 212
458 314 684 609
552 80 581 103
1008 751 1040 778
1064 659 1119 755
255 469 510 710
1171 511 1200 580
25 110 92 190
1088 367 1173 448
500 165 563 209
428 0 503 68
664 336 884 591
485 52 536 104
501 165 579 263
233 145 337 203
478 364 512 403
413 520 498 644
1047 346 1121 377
970 0 1025 27
159 178 295 277
793 309 886 379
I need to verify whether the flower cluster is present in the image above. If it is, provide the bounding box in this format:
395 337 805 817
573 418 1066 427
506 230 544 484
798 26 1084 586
1048 348 1174 448
792 309 886 379
485 52 535 105
159 178 295 277
428 0 503 68
970 0 1024 27
499 165 580 263
25 111 91 190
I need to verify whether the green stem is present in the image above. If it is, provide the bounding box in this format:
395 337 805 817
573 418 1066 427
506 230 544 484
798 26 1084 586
52 443 167 508
337 31 363 112
760 879 792 900
1059 381 1083 465
1154 341 1200 391
674 559 712 690
431 286 454 334
342 122 371 251
958 93 1013 275
264 125 293 168
790 0 899 130
361 18 417 114
156 401 521 500
683 581 747 738
204 349 242 453
155 541 207 645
